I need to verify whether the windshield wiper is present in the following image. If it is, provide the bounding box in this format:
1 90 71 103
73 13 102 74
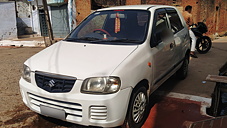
77 37 100 41
89 38 141 44
65 37 141 44
65 37 100 42
107 38 140 42
64 38 77 41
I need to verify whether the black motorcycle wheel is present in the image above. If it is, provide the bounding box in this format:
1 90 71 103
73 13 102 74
196 36 212 54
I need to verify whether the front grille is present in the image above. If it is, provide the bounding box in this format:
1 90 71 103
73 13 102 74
35 71 76 93
90 106 107 120
28 93 82 121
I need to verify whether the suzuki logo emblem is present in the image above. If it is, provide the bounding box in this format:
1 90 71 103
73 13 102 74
48 79 55 87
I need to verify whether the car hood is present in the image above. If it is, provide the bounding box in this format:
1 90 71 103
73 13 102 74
25 41 138 79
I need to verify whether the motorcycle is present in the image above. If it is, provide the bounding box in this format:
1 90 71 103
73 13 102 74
191 21 212 54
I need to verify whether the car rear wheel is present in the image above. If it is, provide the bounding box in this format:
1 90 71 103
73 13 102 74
176 55 189 80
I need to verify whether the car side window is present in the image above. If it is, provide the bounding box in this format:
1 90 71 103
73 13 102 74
151 9 170 46
166 8 184 34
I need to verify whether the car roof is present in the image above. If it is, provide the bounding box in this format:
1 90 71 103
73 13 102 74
97 5 175 11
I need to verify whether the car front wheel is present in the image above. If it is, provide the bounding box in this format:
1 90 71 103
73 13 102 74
123 86 148 128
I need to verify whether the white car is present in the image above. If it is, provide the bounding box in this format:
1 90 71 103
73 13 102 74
20 5 190 128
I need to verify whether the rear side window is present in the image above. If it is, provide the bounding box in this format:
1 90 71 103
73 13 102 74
166 9 184 34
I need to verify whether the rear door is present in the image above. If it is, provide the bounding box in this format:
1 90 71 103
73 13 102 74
150 9 175 85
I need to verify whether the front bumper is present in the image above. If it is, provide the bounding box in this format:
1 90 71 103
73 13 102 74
19 77 132 127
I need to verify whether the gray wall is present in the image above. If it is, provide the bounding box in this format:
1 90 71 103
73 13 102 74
0 2 17 40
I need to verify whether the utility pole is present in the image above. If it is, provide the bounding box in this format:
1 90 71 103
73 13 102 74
42 0 54 45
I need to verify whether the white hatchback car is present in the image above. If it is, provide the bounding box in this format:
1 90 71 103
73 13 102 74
20 5 190 128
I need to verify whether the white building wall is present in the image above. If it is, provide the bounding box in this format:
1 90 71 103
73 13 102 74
16 1 31 27
0 2 17 40
30 0 44 35
31 0 42 36
31 9 41 35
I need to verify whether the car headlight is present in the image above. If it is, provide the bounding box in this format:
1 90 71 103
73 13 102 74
81 76 121 94
22 64 31 83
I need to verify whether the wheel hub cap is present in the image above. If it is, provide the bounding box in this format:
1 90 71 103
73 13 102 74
132 92 146 123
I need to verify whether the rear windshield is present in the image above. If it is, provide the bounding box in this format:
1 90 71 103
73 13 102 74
66 10 150 45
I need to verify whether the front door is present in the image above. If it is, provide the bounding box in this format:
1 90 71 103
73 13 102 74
150 9 175 85
166 8 187 65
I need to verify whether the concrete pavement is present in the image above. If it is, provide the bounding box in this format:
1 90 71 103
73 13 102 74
0 37 45 47
0 36 63 47
142 95 211 128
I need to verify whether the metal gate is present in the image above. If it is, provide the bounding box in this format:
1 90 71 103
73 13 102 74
39 9 48 37
50 4 69 38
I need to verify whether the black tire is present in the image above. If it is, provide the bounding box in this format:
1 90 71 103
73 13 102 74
124 87 148 128
196 36 212 54
176 55 189 80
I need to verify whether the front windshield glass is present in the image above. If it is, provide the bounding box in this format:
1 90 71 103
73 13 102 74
66 10 150 44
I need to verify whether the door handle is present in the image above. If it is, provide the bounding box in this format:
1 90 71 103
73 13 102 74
184 34 189 39
170 42 174 49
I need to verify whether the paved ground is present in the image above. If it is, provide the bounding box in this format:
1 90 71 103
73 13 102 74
142 97 211 128
0 37 226 128
159 37 227 98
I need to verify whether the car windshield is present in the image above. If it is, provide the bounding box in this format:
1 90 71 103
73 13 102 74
66 10 150 44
